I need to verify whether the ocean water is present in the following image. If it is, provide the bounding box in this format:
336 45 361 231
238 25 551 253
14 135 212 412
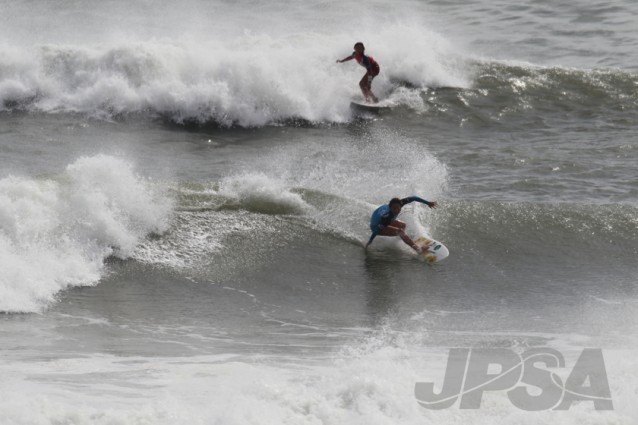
1 0 637 423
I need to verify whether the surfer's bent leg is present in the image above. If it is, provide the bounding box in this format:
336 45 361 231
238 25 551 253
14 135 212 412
389 220 406 230
359 73 373 101
359 73 379 103
378 225 419 252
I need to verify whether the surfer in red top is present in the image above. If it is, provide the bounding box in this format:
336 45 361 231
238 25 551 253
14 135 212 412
337 42 380 103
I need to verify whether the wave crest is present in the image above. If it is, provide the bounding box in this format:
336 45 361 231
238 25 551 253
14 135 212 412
0 155 172 313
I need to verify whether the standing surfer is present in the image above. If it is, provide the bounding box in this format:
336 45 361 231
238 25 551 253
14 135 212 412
337 42 380 103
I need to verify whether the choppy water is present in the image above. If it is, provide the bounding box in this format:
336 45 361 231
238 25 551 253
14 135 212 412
1 0 637 423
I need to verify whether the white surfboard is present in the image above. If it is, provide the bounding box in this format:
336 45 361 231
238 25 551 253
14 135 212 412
414 234 449 264
350 99 395 112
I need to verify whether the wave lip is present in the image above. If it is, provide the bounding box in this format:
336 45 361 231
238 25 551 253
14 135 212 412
0 154 172 313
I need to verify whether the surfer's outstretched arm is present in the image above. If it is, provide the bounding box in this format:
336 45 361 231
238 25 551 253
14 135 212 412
366 210 383 248
402 196 438 209
366 231 379 248
336 54 354 63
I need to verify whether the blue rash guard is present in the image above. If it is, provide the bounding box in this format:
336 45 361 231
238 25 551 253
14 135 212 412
367 196 431 245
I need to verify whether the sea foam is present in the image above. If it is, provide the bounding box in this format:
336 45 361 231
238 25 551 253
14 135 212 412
0 154 172 313
0 22 470 126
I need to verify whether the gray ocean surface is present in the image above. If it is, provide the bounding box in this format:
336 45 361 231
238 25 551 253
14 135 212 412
1 0 637 423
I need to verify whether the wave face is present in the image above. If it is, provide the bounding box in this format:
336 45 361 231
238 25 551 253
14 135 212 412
0 155 172 313
429 62 638 128
136 182 638 274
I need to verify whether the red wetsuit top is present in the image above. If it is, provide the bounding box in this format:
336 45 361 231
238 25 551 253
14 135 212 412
353 52 380 75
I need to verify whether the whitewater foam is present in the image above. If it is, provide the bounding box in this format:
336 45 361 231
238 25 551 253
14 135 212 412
0 154 172 313
0 330 636 425
0 20 470 126
218 173 311 215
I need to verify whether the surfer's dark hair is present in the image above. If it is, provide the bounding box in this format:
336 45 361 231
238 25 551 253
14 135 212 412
354 42 364 50
389 197 402 207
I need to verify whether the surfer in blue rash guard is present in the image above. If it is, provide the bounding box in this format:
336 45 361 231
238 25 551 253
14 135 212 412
366 196 438 252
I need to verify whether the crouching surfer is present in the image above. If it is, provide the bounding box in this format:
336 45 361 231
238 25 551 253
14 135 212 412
366 196 438 252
